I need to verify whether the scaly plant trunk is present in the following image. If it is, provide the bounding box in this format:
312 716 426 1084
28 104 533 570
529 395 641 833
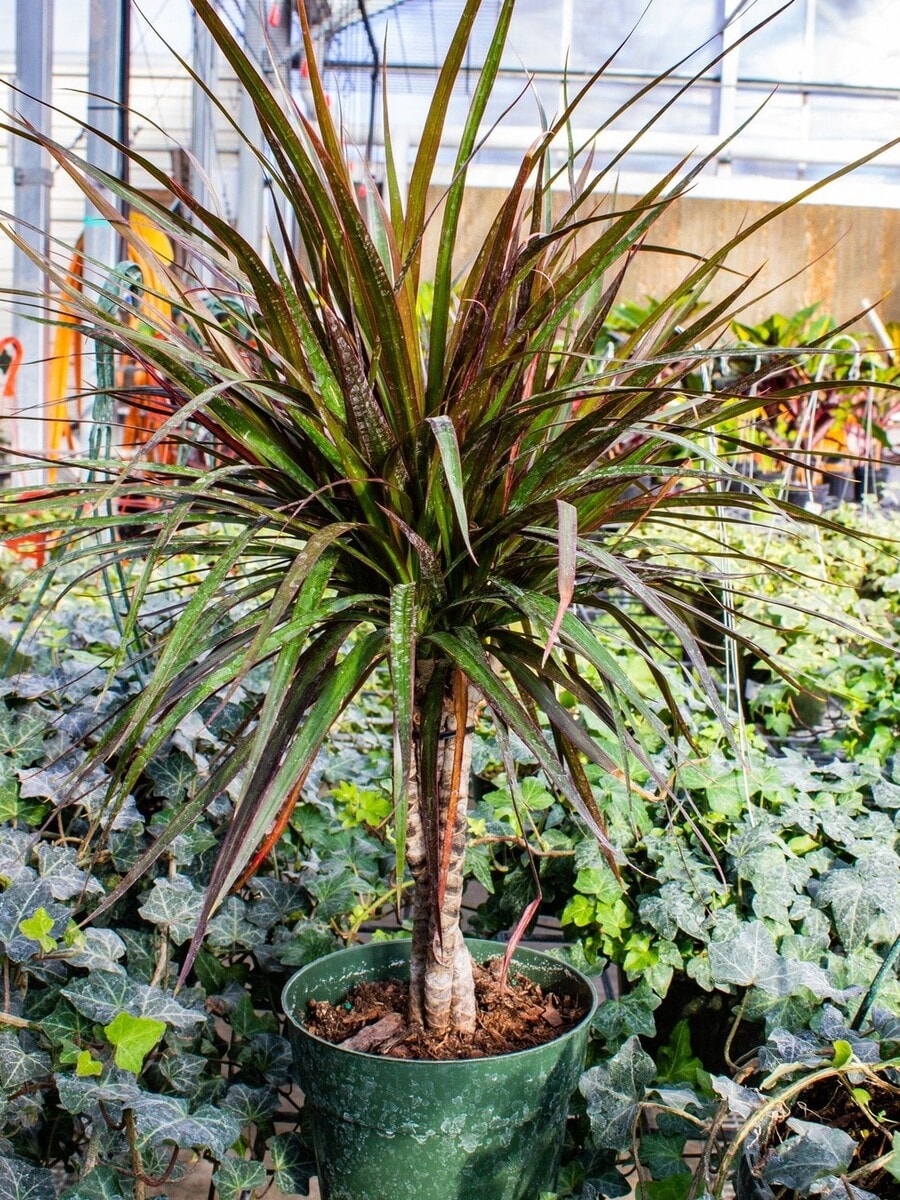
406 663 478 1036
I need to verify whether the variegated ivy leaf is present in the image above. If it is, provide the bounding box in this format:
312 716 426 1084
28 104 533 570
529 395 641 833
55 1073 141 1117
0 1033 51 1090
815 1178 880 1200
145 749 198 801
246 877 305 929
35 843 103 901
816 866 886 951
213 1156 267 1200
0 709 46 764
0 1155 56 1200
59 1165 126 1200
61 971 204 1032
0 827 34 883
638 882 707 940
269 1133 316 1197
758 1029 823 1071
708 922 793 994
61 971 137 1023
762 1119 856 1194
236 1032 294 1085
710 1075 763 1121
159 1052 209 1094
62 928 127 973
578 1035 656 1152
206 896 266 951
137 875 204 945
222 1083 280 1127
131 1093 241 1158
0 878 69 962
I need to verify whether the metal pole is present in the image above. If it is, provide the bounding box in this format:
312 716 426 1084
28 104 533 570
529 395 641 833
236 1 268 252
84 0 128 295
191 7 219 216
9 0 54 478
237 0 292 255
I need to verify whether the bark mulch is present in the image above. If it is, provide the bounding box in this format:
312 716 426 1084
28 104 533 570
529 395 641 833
303 957 586 1060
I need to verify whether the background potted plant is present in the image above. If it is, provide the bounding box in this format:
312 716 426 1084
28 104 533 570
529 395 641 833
3 0 899 1196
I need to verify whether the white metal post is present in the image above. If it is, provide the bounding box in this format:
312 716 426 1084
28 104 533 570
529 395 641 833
237 0 293 256
9 0 54 480
716 0 744 176
84 0 127 294
191 8 219 214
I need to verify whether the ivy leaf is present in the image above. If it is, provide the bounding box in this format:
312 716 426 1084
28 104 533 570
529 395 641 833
62 928 127 973
213 1156 267 1200
59 1166 126 1200
62 972 138 1023
236 1033 294 1085
246 877 306 928
639 1133 692 1179
158 1052 209 1094
39 1001 96 1049
708 921 780 988
816 867 883 951
62 972 203 1032
814 1179 879 1200
75 1050 103 1078
0 710 46 764
104 1012 166 1073
590 988 658 1053
131 1094 241 1158
146 749 198 801
0 1032 51 1090
0 1156 56 1200
137 875 204 946
762 1120 856 1193
55 1073 141 1116
0 878 68 962
231 994 278 1038
579 1036 656 1151
222 1083 280 1128
206 896 266 951
269 1133 316 1197
19 907 57 953
35 843 104 901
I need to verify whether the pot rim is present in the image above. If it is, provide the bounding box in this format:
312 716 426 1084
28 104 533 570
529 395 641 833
281 936 599 1064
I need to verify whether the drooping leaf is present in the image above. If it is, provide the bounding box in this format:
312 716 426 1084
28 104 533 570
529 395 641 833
762 1119 857 1194
269 1133 316 1197
579 1035 656 1151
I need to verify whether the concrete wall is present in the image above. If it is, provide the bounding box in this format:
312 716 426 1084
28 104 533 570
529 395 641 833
421 186 900 331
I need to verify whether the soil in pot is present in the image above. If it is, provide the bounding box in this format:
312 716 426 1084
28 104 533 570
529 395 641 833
304 955 587 1060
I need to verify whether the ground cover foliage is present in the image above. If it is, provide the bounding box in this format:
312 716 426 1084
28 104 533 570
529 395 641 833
0 494 899 1197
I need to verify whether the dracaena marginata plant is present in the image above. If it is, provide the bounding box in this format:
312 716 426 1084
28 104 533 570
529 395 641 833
3 0 895 1038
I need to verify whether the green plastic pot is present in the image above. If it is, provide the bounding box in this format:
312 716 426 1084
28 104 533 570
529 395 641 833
282 938 598 1200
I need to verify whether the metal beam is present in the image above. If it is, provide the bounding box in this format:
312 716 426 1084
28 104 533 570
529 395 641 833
9 0 54 478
